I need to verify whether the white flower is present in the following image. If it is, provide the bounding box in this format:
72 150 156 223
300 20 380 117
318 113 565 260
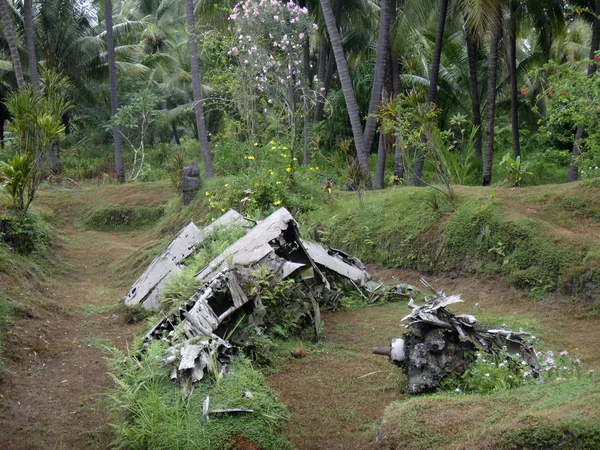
485 373 490 377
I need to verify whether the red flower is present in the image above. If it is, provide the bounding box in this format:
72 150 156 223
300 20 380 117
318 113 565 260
432 103 438 110
521 89 526 95
563 91 567 97
595 55 599 62
548 91 553 97
213 136 219 141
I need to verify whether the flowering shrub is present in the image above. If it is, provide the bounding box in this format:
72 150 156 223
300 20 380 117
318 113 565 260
535 58 600 179
228 0 317 143
204 138 320 217
447 346 592 395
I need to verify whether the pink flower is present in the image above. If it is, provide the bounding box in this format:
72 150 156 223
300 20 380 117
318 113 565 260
313 23 318 30
560 350 568 356
299 32 305 39
521 89 526 95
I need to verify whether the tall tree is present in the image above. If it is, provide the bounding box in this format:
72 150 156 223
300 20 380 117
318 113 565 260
184 0 214 178
105 0 125 183
24 0 39 90
319 0 370 180
0 0 24 88
363 0 392 153
412 0 449 186
464 20 482 159
569 0 600 182
508 0 520 159
482 5 503 186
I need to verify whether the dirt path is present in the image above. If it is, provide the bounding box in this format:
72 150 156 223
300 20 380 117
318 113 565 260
1 187 164 449
2 186 600 450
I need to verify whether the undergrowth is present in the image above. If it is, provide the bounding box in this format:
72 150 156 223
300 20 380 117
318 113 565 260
106 340 291 450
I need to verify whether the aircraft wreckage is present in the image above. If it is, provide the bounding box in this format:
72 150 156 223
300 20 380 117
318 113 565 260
123 208 411 390
373 279 541 394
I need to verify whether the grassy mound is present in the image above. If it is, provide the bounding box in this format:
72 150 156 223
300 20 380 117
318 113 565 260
378 377 600 450
301 183 600 303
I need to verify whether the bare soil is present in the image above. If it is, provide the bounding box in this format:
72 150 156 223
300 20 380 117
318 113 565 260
1 184 599 450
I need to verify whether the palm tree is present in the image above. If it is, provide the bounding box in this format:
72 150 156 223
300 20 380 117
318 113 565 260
569 0 600 182
319 0 370 180
464 22 482 158
412 0 449 186
184 0 214 179
508 0 520 159
482 4 503 186
0 0 24 88
363 0 392 154
105 0 125 183
23 0 39 90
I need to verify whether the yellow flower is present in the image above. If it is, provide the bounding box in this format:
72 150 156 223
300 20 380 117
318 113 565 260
276 181 282 185
309 167 314 171
246 155 255 160
254 142 259 147
271 146 276 150
286 167 291 173
221 208 226 212
269 140 276 145
292 157 297 161
243 155 248 159
211 217 215 221
274 200 281 205
268 169 274 175
282 146 288 150
225 183 229 187
315 166 319 171
205 191 210 196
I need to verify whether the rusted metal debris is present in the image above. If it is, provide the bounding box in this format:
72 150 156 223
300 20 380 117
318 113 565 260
375 279 540 394
124 207 410 391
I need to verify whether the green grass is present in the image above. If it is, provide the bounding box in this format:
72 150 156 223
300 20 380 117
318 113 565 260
81 206 165 231
379 377 600 450
299 185 599 299
106 340 291 450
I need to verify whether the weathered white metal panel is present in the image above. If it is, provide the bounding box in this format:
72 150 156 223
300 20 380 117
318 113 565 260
301 239 369 284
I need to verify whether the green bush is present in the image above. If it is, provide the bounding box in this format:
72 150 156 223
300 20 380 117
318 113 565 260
0 211 51 254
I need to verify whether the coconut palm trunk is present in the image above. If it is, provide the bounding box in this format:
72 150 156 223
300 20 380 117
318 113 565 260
568 0 600 182
465 22 482 159
185 0 214 178
319 0 370 180
363 0 392 153
412 0 449 186
24 0 39 90
314 46 335 122
482 6 503 186
105 0 125 183
0 0 24 89
509 0 521 160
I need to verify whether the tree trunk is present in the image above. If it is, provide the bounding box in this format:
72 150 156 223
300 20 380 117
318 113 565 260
509 0 520 160
374 0 396 190
363 0 392 154
374 132 386 188
105 0 125 183
0 0 24 89
314 45 335 122
320 0 370 180
0 117 4 149
465 23 482 159
412 0 449 186
46 142 60 173
568 0 600 182
185 0 214 178
172 122 181 145
24 0 39 90
482 7 503 186
300 0 311 165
